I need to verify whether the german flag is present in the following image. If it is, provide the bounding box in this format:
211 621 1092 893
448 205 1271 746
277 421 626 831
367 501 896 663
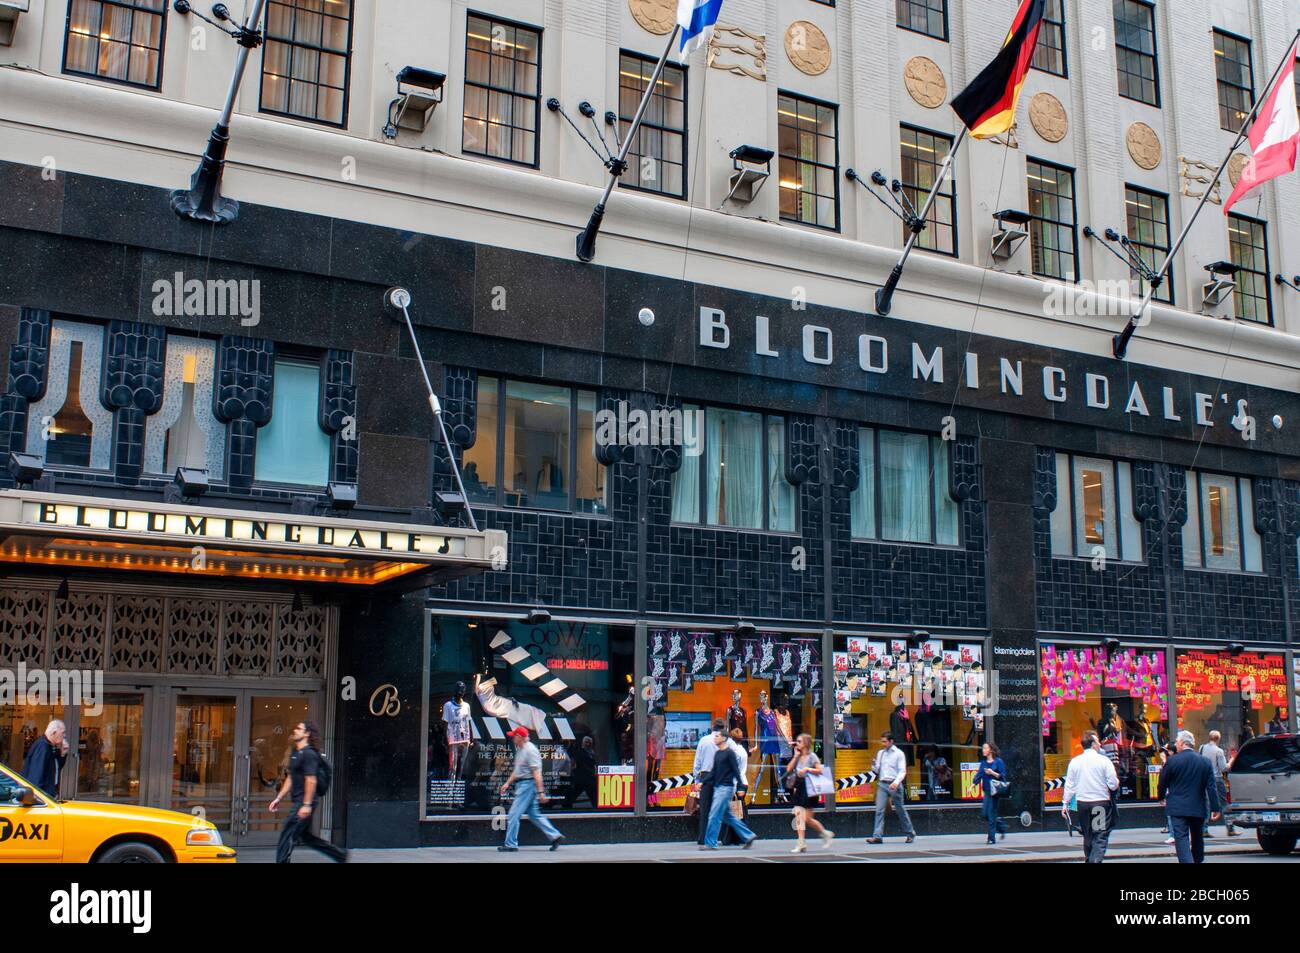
951 0 1046 139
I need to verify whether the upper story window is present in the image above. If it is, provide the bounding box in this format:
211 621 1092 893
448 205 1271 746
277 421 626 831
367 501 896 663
851 429 959 546
900 125 956 256
618 52 687 199
1228 213 1272 324
1214 30 1254 131
144 337 225 479
896 0 947 40
1181 471 1263 572
463 14 541 167
25 321 113 471
462 377 606 515
63 0 168 90
1027 158 1078 282
778 92 838 231
259 0 354 127
671 407 795 533
1032 0 1067 77
1049 453 1143 562
1124 185 1173 304
1114 0 1159 106
255 359 331 486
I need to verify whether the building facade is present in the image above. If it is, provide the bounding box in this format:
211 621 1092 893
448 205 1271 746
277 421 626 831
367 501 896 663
0 0 1298 847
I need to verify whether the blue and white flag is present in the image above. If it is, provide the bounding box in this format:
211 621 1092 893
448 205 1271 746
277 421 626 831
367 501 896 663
677 0 724 58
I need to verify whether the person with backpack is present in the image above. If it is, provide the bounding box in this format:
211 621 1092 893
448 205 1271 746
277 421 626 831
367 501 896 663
270 720 348 863
971 741 1009 844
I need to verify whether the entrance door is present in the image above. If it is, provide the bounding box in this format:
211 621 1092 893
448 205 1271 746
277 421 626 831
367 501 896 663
72 692 151 806
170 694 239 833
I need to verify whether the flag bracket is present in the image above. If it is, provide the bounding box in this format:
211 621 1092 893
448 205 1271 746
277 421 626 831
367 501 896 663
845 168 916 228
547 98 618 168
1275 274 1300 295
1083 225 1162 290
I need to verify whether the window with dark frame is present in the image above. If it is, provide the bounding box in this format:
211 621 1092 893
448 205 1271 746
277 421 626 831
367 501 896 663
1180 470 1263 572
259 0 354 126
63 0 168 89
900 125 956 256
1124 185 1173 304
777 92 839 231
618 52 687 199
1027 158 1078 282
1214 30 1254 132
1228 213 1272 324
896 0 947 40
462 14 542 166
1032 0 1067 77
1113 0 1159 106
850 428 960 547
1048 453 1144 563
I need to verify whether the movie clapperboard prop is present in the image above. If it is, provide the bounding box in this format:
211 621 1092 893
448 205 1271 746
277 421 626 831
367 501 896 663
650 772 697 795
836 771 878 791
1043 777 1065 793
490 629 587 714
471 713 578 742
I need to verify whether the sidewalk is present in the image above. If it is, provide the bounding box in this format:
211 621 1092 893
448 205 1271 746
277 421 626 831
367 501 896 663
237 827 1262 863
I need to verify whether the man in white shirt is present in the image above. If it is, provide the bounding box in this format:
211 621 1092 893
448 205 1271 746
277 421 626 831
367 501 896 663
693 719 745 845
1062 730 1119 863
866 731 916 844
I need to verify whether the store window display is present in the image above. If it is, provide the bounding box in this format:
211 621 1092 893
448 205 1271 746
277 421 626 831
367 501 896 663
1040 644 1168 803
832 636 988 805
1175 649 1287 760
647 628 821 810
425 619 634 815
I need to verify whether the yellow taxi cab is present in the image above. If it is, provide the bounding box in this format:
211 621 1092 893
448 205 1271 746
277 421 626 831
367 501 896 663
0 762 236 863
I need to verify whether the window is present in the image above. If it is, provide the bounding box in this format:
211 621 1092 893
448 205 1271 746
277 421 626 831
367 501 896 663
1181 471 1263 572
259 0 353 126
463 14 541 166
851 429 959 546
899 125 956 255
648 627 822 810
424 618 634 815
144 337 225 479
460 377 607 514
1114 0 1159 106
63 0 167 89
777 93 838 230
1040 644 1168 804
1027 159 1078 281
254 360 331 486
671 407 795 532
1228 213 1271 324
25 321 112 471
1048 453 1143 562
1124 186 1173 304
1032 0 1067 76
1176 650 1287 760
896 0 947 40
618 52 687 198
1214 30 1254 131
833 636 988 804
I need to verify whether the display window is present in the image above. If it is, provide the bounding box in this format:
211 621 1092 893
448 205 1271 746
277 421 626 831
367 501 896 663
646 628 821 810
1040 643 1168 803
424 618 634 815
1175 649 1287 759
832 636 988 804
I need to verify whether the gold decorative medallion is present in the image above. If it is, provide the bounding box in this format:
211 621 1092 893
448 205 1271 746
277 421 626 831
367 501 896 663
1028 92 1067 143
903 56 946 108
784 20 830 76
1228 152 1250 187
629 0 676 36
1126 122 1162 170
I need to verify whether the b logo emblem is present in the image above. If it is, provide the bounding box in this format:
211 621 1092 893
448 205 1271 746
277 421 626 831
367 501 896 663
368 684 401 717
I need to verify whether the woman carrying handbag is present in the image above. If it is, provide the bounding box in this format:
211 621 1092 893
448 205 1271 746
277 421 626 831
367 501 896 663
787 733 835 853
971 741 1010 844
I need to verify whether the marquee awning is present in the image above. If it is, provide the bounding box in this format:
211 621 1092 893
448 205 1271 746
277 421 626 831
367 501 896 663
0 490 507 588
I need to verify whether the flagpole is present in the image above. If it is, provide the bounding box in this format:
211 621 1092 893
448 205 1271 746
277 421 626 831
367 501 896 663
576 25 681 262
1113 28 1300 359
875 126 969 316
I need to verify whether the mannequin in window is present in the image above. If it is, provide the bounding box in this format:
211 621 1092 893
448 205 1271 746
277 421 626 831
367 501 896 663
890 703 917 767
647 711 666 782
774 698 794 763
749 690 786 804
726 690 748 742
615 685 636 763
442 681 473 781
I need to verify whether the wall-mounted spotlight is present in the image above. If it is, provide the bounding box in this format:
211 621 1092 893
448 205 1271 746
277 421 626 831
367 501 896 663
174 466 210 499
1102 637 1122 655
734 620 757 638
327 481 357 510
382 66 446 139
1227 642 1247 656
526 607 552 626
990 209 1032 260
1202 260 1240 311
7 450 44 486
725 145 774 205
0 0 30 46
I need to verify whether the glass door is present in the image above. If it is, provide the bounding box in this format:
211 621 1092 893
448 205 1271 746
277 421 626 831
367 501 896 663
73 692 149 805
238 695 313 845
170 694 239 833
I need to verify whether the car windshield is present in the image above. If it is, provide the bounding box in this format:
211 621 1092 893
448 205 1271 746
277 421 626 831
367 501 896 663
1232 736 1300 774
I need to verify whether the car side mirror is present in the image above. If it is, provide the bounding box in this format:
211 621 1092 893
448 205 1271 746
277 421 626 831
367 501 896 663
15 785 36 807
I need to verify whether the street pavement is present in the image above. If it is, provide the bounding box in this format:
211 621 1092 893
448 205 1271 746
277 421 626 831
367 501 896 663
238 826 1272 863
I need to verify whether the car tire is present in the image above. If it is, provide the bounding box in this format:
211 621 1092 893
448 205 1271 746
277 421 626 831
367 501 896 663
97 842 167 864
1256 829 1298 856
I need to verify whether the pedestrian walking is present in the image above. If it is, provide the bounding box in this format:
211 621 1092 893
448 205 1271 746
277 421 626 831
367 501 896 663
701 729 757 850
499 726 564 852
787 732 834 853
720 728 751 846
971 741 1009 845
270 721 348 863
1197 730 1237 838
692 718 743 844
1061 730 1118 863
1158 729 1221 864
21 719 68 799
865 731 915 844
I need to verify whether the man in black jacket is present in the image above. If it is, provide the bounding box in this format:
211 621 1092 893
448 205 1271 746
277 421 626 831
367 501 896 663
1157 730 1221 864
21 719 68 799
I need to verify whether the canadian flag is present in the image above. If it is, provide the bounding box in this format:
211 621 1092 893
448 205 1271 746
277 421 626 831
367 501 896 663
1224 38 1300 214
